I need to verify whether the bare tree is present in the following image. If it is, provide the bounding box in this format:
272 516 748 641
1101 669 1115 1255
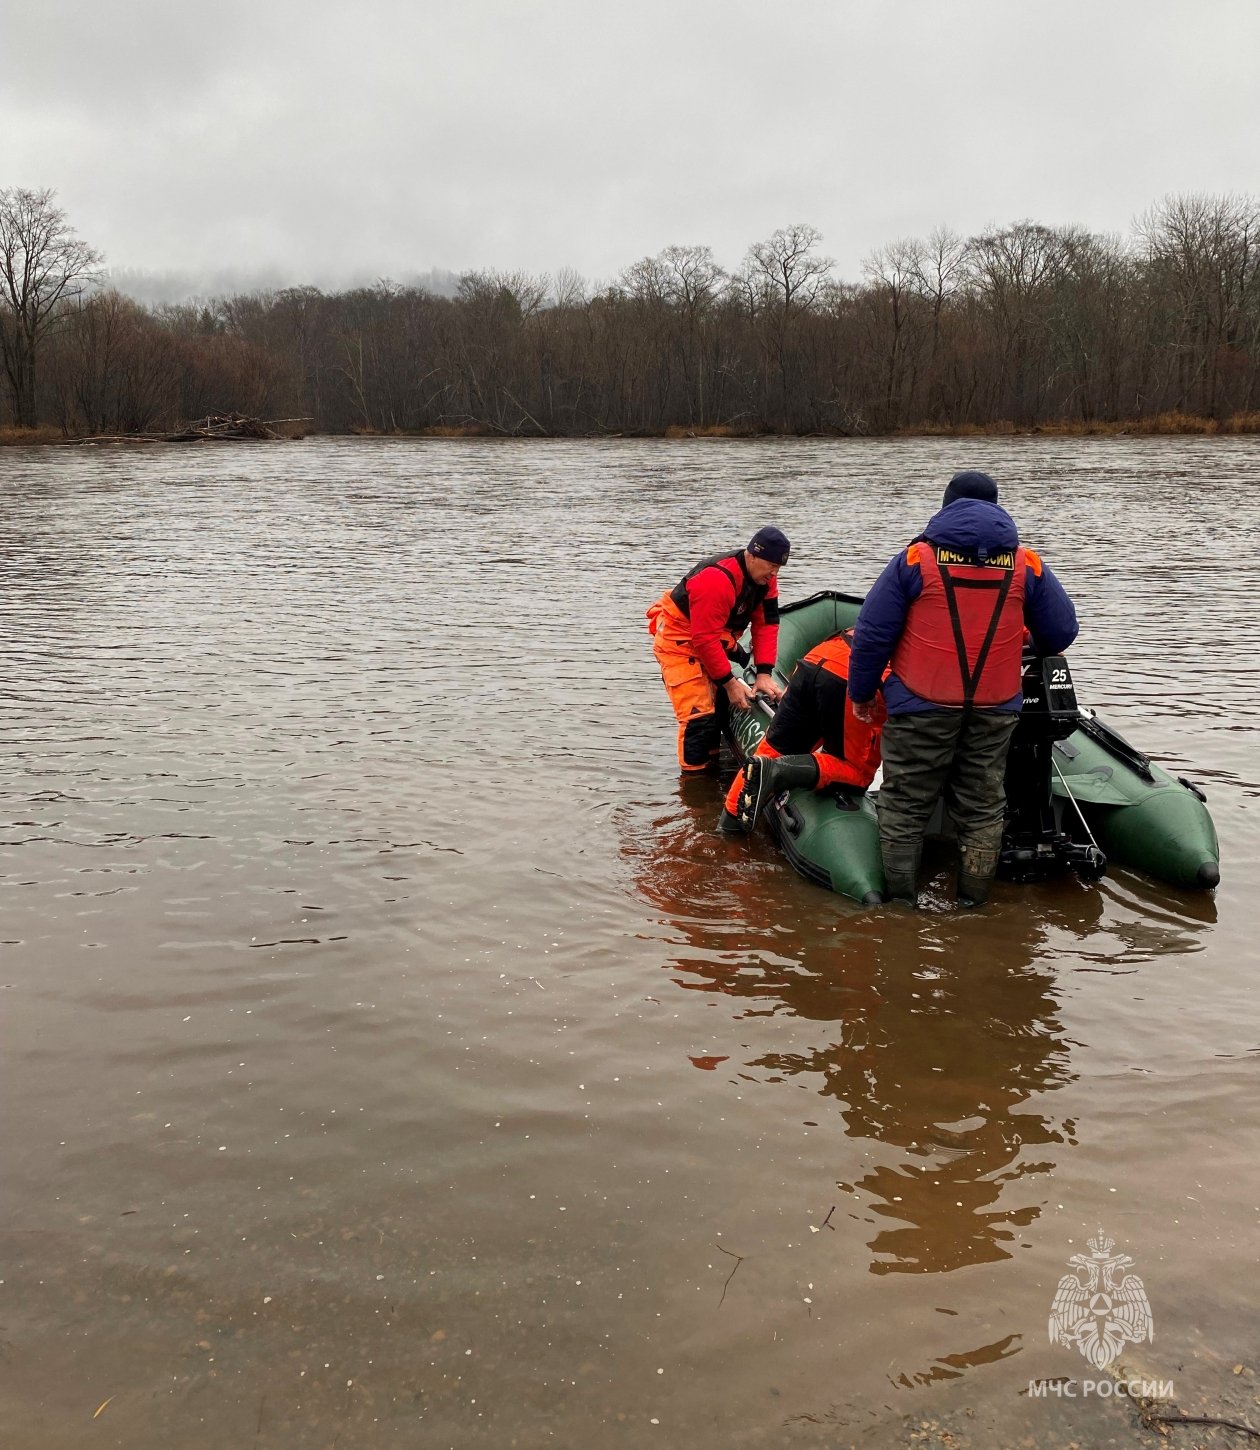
739 224 835 428
1136 192 1260 415
899 226 968 422
659 245 727 426
744 223 834 314
56 290 175 433
964 221 1071 421
549 267 588 309
0 188 102 426
453 271 550 432
913 227 966 344
862 238 926 426
658 245 725 315
611 247 728 427
457 270 549 320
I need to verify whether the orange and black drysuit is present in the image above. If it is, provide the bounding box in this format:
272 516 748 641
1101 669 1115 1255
647 550 780 771
722 629 884 815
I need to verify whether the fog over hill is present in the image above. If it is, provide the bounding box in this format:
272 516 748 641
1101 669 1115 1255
104 265 462 307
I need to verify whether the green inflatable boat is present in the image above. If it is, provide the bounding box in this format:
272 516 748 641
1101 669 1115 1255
724 591 1221 905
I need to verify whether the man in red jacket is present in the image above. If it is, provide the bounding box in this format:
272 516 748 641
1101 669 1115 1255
646 527 790 773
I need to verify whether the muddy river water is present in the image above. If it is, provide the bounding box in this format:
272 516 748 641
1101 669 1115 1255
1 437 1257 1448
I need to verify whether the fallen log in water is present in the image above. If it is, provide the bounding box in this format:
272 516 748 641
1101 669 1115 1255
77 414 309 444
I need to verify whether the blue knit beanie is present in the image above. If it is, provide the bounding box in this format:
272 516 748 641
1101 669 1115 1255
942 471 999 506
747 526 791 564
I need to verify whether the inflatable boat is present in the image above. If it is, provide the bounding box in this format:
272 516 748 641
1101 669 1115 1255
724 591 1221 905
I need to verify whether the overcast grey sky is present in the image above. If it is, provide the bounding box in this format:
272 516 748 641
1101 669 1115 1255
4 0 1258 292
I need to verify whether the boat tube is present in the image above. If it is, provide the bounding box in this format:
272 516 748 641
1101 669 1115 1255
724 591 1220 903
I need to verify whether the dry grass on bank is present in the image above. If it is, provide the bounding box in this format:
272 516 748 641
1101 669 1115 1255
1128 410 1260 434
901 411 1260 438
0 426 65 446
347 423 500 437
663 423 762 439
415 413 1260 439
414 423 497 437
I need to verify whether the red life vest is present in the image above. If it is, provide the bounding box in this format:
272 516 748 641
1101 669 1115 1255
890 542 1028 707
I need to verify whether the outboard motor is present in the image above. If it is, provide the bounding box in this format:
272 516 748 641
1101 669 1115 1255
1001 654 1107 883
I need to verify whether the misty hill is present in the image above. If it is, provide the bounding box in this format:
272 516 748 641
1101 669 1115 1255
105 265 462 306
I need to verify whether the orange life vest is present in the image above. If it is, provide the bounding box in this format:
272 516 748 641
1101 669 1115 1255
890 542 1028 707
802 632 856 674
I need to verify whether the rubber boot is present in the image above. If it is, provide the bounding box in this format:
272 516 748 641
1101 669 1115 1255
957 846 999 907
717 807 747 835
738 753 820 829
881 845 921 908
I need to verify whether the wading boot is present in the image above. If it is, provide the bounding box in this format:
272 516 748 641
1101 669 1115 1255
881 846 921 908
717 807 747 835
957 846 999 908
737 753 820 829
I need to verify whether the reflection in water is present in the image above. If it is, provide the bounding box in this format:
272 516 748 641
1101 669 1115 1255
627 776 1091 1279
885 1331 1022 1391
810 923 1079 1278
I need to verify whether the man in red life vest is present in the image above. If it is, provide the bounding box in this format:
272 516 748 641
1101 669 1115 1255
646 527 790 774
847 472 1079 908
719 628 887 833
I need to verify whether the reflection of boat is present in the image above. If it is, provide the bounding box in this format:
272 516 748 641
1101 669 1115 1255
724 591 1221 904
620 800 1092 1279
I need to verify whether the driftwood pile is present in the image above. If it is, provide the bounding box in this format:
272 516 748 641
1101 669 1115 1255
169 413 284 441
79 414 306 444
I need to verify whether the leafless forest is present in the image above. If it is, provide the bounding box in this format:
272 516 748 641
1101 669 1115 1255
3 188 1259 438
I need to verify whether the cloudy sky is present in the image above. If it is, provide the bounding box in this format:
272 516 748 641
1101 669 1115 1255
5 0 1258 294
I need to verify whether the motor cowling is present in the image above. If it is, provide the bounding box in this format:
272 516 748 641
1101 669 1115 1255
1017 653 1080 744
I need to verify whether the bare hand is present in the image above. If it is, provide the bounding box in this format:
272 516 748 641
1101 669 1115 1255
724 677 756 712
754 675 785 704
851 696 885 725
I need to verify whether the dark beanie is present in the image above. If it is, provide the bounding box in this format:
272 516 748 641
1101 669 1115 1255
747 525 791 565
942 470 999 506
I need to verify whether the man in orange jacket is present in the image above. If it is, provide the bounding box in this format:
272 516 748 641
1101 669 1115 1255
647 527 790 774
722 627 886 833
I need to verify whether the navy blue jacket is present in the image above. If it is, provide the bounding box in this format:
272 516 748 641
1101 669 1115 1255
848 498 1079 714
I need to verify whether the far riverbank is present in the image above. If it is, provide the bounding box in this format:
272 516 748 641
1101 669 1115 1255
4 410 1260 447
